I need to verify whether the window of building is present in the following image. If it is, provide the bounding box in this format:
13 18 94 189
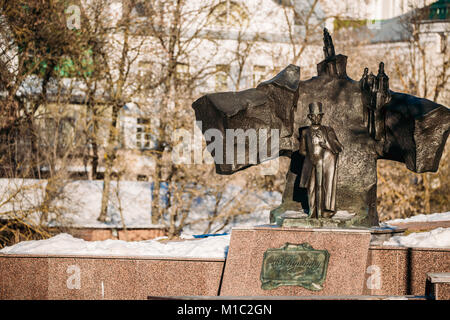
272 66 282 75
440 33 447 54
137 174 148 181
208 1 249 28
41 116 77 155
273 0 293 6
127 0 154 17
138 60 152 78
133 1 148 16
176 63 190 81
136 118 152 149
215 64 230 91
253 65 267 86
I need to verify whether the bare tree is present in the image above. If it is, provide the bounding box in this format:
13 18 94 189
67 0 150 221
380 2 449 219
338 0 450 220
0 0 92 244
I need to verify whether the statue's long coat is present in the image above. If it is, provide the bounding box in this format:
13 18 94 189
299 126 342 213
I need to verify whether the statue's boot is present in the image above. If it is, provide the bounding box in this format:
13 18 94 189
322 210 336 218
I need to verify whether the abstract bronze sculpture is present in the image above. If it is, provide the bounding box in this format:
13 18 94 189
192 28 449 228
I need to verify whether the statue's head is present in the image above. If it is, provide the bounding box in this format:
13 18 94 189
378 62 385 73
307 102 324 125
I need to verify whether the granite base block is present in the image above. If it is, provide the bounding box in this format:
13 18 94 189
433 283 450 300
47 257 138 299
388 221 450 233
220 226 372 296
363 247 450 296
1 228 449 300
0 256 49 300
426 273 450 300
0 255 224 300
136 259 224 298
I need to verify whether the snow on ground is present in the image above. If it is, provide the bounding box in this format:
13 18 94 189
0 179 280 232
0 233 231 259
0 179 158 228
383 228 450 248
179 187 280 236
59 180 157 228
384 212 450 225
1 177 449 255
2 224 449 257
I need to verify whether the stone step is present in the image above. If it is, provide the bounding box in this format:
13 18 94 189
426 272 450 300
388 221 450 233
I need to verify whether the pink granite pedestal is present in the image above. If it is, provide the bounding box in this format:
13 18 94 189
363 246 450 296
426 273 450 300
2 227 448 300
220 226 372 296
0 255 224 299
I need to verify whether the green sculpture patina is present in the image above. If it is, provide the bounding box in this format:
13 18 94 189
260 243 330 291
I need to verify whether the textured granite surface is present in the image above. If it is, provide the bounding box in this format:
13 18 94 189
0 255 224 300
1 228 449 299
433 283 450 300
220 226 371 296
426 273 450 300
387 221 450 233
364 246 450 296
0 256 49 299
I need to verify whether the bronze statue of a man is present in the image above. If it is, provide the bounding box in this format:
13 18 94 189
299 102 343 219
374 62 390 141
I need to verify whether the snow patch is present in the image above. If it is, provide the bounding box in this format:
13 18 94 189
384 212 450 225
383 227 450 248
0 233 230 259
2 224 449 258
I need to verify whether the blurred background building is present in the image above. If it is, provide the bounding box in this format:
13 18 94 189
0 0 448 240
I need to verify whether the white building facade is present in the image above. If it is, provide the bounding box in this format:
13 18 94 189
57 0 449 180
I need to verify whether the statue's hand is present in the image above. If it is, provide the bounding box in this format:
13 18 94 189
320 142 335 153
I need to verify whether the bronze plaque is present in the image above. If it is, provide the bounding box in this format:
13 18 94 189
260 243 330 291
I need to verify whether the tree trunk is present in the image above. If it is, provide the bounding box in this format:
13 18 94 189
98 105 120 222
98 163 112 222
91 139 99 179
90 111 99 179
151 156 162 224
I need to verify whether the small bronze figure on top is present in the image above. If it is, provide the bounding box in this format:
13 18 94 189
322 28 337 76
360 62 391 141
374 62 390 141
299 102 343 219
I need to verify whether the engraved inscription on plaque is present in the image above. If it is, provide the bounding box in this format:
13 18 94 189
260 243 330 291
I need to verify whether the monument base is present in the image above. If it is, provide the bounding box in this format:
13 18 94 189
276 212 405 245
1 228 448 299
279 216 348 228
275 210 357 227
220 226 372 296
